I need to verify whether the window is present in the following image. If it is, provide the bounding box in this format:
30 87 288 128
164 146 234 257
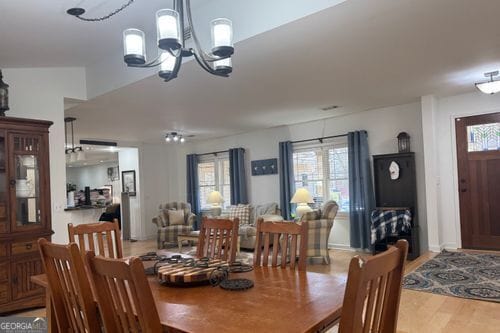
293 139 349 213
198 154 231 209
467 122 500 152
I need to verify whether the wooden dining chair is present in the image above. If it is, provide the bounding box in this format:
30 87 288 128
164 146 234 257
38 239 101 333
86 252 163 333
253 218 308 270
197 217 239 263
338 239 408 333
68 220 123 259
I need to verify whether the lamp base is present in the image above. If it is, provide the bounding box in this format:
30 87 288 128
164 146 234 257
295 203 312 219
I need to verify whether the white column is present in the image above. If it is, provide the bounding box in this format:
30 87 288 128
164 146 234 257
421 95 441 252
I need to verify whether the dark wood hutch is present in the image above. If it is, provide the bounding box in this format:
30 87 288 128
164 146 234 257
0 117 52 313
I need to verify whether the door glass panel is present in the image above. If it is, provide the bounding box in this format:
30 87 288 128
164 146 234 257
467 122 500 152
15 155 40 226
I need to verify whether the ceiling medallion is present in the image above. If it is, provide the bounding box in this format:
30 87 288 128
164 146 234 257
67 0 234 82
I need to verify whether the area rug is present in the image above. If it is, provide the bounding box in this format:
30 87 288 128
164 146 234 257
403 250 500 303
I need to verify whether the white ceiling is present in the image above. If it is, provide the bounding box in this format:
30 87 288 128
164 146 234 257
4 0 500 144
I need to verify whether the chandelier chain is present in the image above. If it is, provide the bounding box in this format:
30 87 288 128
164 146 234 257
74 0 135 22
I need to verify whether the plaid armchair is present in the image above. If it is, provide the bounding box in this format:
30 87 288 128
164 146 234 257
152 202 197 249
300 200 339 264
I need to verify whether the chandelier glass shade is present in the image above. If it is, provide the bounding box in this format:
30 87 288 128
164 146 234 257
122 0 234 82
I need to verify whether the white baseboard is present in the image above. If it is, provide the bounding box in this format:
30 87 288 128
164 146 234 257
442 243 458 250
429 243 458 252
429 244 442 252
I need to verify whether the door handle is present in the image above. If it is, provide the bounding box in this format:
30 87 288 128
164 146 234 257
460 189 467 193
9 179 16 186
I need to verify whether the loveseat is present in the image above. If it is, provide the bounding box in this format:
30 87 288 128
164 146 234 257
152 202 197 249
218 203 283 250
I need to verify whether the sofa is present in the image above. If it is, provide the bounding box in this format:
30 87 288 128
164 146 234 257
152 202 197 249
300 200 339 264
218 202 283 250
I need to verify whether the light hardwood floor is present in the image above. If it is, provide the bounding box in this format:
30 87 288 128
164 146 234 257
10 240 500 333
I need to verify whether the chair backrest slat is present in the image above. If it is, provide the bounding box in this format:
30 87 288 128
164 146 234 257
86 253 162 333
38 239 100 333
339 240 408 333
68 220 123 259
197 217 239 263
253 219 308 270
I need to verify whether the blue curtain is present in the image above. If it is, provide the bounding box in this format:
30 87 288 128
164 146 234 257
186 154 200 229
229 148 248 205
279 141 295 220
348 131 375 250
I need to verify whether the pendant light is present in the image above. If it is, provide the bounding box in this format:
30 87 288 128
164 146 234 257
65 117 86 162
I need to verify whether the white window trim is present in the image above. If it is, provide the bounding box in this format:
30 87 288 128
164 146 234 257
293 137 349 218
198 153 230 209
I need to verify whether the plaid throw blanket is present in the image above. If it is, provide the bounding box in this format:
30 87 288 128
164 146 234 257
370 209 412 244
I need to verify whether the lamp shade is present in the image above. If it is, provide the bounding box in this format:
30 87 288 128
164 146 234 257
123 28 146 65
214 57 232 75
211 18 234 57
156 9 181 50
207 190 224 205
158 51 177 79
290 188 314 204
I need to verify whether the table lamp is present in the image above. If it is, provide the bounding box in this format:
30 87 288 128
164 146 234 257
290 188 314 218
207 190 224 216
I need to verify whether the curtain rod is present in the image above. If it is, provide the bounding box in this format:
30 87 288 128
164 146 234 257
291 133 348 144
197 149 230 157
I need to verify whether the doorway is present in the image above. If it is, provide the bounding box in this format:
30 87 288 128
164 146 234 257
455 112 500 250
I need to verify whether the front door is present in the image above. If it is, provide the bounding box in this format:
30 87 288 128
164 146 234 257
455 112 500 250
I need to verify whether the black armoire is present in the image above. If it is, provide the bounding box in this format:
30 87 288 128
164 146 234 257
372 152 420 260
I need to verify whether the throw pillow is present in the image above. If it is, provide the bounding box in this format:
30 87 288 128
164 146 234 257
229 204 251 225
168 209 185 226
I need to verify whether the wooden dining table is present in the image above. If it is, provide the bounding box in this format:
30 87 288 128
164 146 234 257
32 259 346 332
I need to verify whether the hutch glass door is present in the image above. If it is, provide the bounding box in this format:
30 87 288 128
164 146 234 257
10 134 43 230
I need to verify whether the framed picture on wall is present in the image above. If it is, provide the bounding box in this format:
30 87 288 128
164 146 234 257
122 170 136 196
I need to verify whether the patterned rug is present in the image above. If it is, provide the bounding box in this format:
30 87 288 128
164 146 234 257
403 250 500 303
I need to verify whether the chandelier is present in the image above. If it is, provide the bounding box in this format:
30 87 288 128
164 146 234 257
67 0 234 82
165 132 185 143
65 117 86 162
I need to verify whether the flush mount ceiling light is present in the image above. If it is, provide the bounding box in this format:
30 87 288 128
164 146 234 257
475 71 500 94
67 0 234 82
165 132 186 143
65 117 86 162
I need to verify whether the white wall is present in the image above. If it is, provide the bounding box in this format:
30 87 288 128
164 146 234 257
147 102 427 250
4 67 87 244
118 147 142 240
66 162 121 202
425 91 500 250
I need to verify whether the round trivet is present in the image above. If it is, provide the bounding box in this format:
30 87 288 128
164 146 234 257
219 278 254 291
